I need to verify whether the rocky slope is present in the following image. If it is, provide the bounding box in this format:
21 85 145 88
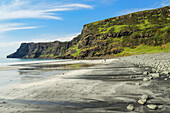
7 6 170 59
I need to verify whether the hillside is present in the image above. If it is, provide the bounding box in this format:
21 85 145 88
7 6 170 59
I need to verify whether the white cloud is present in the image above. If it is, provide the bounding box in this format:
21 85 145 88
59 4 93 9
118 8 155 15
0 32 79 48
0 0 90 57
0 0 93 21
119 0 170 15
0 23 40 33
0 41 22 58
84 0 117 4
0 0 92 34
161 0 170 6
0 41 21 48
29 33 80 42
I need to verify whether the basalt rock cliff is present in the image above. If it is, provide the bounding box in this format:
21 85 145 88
7 6 170 59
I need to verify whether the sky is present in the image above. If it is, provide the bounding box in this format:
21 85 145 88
0 0 169 58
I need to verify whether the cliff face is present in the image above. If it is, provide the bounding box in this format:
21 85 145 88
7 6 170 59
7 35 81 59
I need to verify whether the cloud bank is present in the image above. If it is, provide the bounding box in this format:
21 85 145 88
0 0 93 21
118 0 170 15
0 0 93 33
119 8 154 15
0 23 40 33
161 0 170 6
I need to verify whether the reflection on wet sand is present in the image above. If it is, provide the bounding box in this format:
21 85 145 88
0 59 170 113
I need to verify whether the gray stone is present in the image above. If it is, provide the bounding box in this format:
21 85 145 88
164 78 168 80
138 94 149 105
138 99 147 105
143 71 149 75
149 76 153 80
150 73 160 78
158 105 163 109
1 101 6 104
143 77 149 82
130 75 133 78
127 104 134 111
147 104 157 110
152 68 156 73
135 83 140 86
141 94 149 100
162 71 169 75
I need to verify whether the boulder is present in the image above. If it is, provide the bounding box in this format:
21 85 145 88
162 71 169 75
135 83 140 86
141 94 149 100
130 75 135 78
143 77 150 82
138 94 149 105
143 71 149 75
127 104 134 111
1 101 6 104
147 104 157 110
150 73 160 78
164 78 168 80
138 99 147 105
158 105 163 109
152 68 156 73
149 76 153 80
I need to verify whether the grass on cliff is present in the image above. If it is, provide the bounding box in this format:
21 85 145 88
116 42 170 56
71 45 80 57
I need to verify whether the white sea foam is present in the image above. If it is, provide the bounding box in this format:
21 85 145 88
0 58 70 66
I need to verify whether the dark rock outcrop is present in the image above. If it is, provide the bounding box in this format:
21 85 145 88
7 35 82 59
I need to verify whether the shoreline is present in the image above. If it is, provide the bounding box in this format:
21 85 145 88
0 53 170 113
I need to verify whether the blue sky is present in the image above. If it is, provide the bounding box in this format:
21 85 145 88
0 0 169 58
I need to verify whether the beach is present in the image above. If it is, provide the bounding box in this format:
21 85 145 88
0 53 170 113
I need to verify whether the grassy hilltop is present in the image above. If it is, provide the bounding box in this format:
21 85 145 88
65 6 170 58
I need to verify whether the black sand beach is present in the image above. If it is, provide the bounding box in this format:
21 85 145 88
0 53 170 113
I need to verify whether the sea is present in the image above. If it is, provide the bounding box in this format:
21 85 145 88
0 58 68 66
0 58 70 87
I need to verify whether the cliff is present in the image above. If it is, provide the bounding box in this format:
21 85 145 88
7 6 170 59
7 35 81 59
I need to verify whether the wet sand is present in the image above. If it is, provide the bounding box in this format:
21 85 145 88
0 57 169 113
